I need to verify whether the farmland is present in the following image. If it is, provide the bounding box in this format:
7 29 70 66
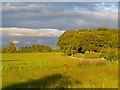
2 53 118 88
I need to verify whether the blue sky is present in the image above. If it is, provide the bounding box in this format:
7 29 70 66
2 2 118 47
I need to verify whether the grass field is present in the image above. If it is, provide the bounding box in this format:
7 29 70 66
2 53 118 88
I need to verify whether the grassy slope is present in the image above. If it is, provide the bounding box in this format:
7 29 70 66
2 53 118 88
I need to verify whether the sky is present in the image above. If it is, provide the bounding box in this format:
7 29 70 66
1 2 118 48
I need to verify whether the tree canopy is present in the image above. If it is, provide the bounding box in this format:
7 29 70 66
2 42 52 53
57 27 118 55
18 44 52 53
2 42 17 53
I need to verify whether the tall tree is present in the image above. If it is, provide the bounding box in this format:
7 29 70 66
6 42 17 53
57 27 118 55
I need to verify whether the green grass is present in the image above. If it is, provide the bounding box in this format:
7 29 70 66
2 53 118 88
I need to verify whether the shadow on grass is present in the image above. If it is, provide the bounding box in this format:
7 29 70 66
2 59 22 62
2 73 81 89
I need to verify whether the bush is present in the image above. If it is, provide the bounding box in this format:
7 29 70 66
100 48 118 61
73 53 84 58
73 51 101 59
84 51 101 59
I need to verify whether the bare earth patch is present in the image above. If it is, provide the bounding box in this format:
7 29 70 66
79 58 106 64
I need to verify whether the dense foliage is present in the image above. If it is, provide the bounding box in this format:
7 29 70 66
57 27 118 56
2 42 17 53
18 44 52 53
2 42 52 53
73 48 118 61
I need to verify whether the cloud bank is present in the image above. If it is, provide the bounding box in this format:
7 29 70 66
2 2 118 29
1 28 65 37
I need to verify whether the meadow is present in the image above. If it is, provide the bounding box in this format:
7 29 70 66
2 53 118 88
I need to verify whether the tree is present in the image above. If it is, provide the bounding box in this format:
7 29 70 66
6 42 17 53
1 48 7 53
18 44 52 53
57 27 118 55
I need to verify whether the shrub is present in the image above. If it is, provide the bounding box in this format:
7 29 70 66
84 51 101 59
73 53 84 58
100 48 118 61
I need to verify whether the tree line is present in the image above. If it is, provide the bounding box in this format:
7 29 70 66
1 42 53 53
57 27 118 55
1 27 118 55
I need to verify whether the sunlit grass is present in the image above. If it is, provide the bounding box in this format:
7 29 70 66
2 53 118 88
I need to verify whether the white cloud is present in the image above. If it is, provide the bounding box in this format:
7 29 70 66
74 7 117 21
94 3 118 13
6 3 10 6
1 27 65 37
26 42 31 44
12 40 20 44
3 3 39 11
